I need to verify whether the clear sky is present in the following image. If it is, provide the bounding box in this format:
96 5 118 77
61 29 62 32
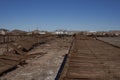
0 0 120 31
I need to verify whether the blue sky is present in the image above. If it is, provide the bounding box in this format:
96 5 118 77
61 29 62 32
0 0 120 31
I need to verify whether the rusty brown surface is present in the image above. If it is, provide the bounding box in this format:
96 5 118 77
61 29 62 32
59 34 120 80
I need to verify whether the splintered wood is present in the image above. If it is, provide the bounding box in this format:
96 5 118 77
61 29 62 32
59 35 120 80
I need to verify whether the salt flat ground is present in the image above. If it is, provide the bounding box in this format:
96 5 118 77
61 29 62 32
97 37 120 47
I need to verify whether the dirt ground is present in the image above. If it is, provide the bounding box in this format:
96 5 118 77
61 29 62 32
0 37 72 80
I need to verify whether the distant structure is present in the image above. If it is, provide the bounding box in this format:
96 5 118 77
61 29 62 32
109 30 120 36
54 30 67 35
53 30 75 35
0 28 120 37
32 30 47 35
0 28 9 35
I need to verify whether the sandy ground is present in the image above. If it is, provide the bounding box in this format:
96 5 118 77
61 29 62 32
0 37 72 80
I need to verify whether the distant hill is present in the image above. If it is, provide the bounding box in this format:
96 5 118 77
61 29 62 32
8 29 27 35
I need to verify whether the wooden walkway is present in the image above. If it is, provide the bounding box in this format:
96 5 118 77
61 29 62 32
59 35 120 80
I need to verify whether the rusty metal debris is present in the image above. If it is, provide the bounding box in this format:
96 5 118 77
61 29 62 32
0 34 55 76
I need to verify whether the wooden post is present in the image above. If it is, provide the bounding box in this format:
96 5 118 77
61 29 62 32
7 35 9 52
3 35 5 43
